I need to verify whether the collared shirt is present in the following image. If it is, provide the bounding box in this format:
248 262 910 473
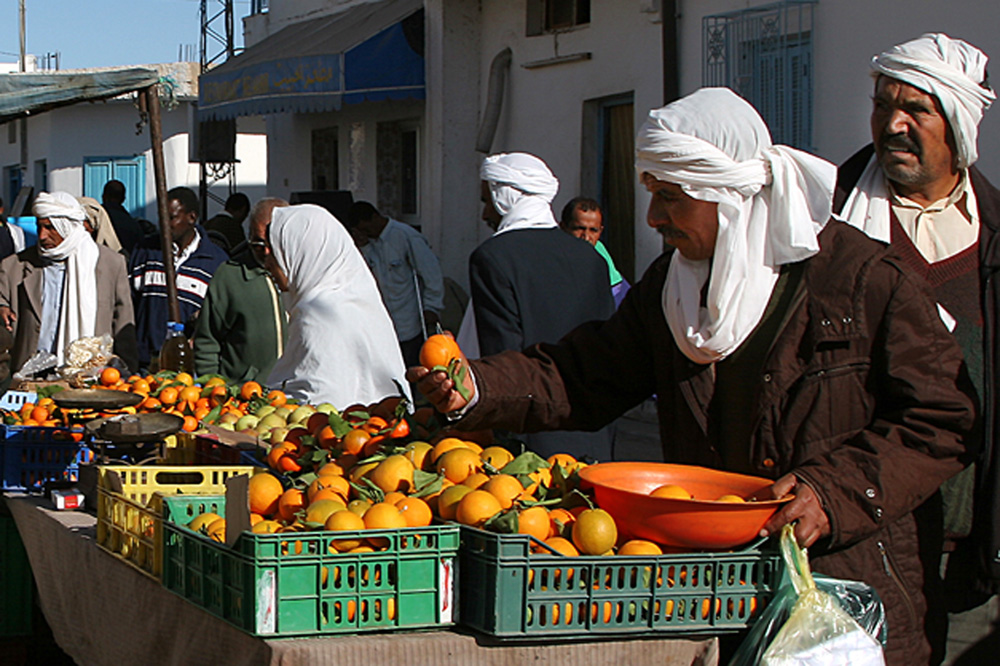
360 219 445 341
174 229 202 270
38 261 65 354
889 170 979 263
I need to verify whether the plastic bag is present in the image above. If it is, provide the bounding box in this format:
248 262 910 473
730 525 886 666
58 334 122 382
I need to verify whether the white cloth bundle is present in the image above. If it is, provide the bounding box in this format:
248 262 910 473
635 88 836 364
265 204 410 407
32 191 99 364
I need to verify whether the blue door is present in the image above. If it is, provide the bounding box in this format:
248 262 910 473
84 156 146 219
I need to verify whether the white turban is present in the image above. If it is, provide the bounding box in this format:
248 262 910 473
636 88 836 364
480 152 559 235
31 191 99 363
872 33 995 168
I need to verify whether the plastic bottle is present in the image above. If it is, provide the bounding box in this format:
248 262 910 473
159 321 193 373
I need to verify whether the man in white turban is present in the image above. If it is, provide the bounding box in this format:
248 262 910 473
834 34 1000 663
412 89 974 664
0 191 137 373
456 151 615 461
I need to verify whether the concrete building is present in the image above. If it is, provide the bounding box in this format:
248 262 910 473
212 0 999 286
0 61 267 225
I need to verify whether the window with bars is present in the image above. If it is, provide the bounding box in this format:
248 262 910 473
703 1 815 150
527 0 591 36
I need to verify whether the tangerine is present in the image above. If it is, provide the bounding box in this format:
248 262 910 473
403 441 434 471
480 446 515 469
455 490 502 528
419 333 462 369
430 437 471 462
543 536 579 557
436 447 482 484
517 506 552 541
278 488 306 524
240 381 263 401
571 509 618 556
618 540 663 556
650 484 692 500
248 473 284 517
341 428 371 456
325 510 366 551
100 367 121 386
482 474 525 510
436 485 473 521
363 502 408 530
395 496 433 527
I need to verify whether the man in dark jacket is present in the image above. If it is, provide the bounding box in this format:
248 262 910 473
205 192 251 256
834 34 998 664
412 89 975 665
129 187 228 370
101 180 144 255
467 152 615 461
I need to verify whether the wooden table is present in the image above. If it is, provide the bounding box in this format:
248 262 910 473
4 495 720 666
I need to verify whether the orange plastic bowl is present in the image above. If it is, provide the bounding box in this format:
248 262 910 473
578 462 793 550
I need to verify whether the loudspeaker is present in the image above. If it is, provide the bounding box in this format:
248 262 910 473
197 119 236 163
289 191 355 223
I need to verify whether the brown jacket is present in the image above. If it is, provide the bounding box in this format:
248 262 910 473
460 221 974 665
0 245 138 373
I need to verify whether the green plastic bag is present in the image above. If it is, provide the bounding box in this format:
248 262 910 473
735 525 886 666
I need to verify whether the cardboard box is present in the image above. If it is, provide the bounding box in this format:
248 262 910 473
51 489 85 510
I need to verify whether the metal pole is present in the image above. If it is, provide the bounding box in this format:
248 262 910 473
18 0 27 181
146 85 182 323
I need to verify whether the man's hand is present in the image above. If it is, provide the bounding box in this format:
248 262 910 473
0 305 16 331
754 473 831 548
405 362 475 414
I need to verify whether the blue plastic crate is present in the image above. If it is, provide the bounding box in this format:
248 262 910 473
1 425 93 491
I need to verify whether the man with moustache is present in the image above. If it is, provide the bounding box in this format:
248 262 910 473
835 34 999 663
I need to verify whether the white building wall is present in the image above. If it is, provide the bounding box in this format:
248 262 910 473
0 96 267 221
676 0 1000 176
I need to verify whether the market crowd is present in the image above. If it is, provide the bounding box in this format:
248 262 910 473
0 31 995 666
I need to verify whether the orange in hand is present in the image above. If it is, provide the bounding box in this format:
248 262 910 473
419 333 462 369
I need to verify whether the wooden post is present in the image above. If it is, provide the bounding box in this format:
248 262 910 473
145 84 181 323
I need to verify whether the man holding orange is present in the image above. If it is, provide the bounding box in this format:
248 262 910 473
410 89 974 664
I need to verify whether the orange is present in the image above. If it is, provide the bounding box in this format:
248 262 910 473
182 415 198 432
317 459 351 477
100 367 121 386
403 441 434 471
430 438 471 462
206 518 227 543
715 494 746 503
348 461 378 484
436 447 482 484
383 491 408 505
311 488 349 505
455 490 502 528
267 389 287 407
341 428 371 456
305 499 347 525
363 502 407 530
650 484 692 500
188 512 223 532
435 485 473 521
159 386 179 406
419 333 462 369
130 378 151 396
179 386 201 404
395 496 433 528
250 513 264 526
325 510 366 551
30 406 49 423
543 536 579 557
174 372 195 386
546 453 577 470
347 499 373 517
248 473 284 517
363 415 389 434
278 488 306 524
548 508 577 538
480 446 515 469
571 509 618 556
369 455 415 494
308 475 350 502
252 520 282 534
267 443 297 471
141 396 162 411
618 540 663 556
316 425 338 450
517 506 552 541
482 474 525 510
462 472 490 489
240 381 263 401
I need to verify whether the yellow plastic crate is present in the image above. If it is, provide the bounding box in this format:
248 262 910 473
95 464 257 579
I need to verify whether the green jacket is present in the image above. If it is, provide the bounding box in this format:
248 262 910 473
193 252 285 384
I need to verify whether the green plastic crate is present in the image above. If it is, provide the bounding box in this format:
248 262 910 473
161 495 459 637
458 525 781 639
0 515 33 637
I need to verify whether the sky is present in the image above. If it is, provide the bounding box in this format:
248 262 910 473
0 0 252 70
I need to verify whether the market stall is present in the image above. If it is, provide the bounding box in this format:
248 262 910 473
4 495 719 666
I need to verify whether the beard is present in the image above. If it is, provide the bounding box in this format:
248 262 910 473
876 132 931 186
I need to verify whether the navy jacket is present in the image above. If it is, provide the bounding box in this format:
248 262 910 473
128 227 228 368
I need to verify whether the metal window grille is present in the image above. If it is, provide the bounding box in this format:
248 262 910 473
703 1 815 150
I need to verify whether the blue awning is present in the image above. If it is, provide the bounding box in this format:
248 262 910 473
199 0 424 120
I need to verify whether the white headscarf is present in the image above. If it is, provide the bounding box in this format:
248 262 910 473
77 196 123 252
635 88 836 364
843 34 996 241
32 191 100 364
480 152 560 235
265 204 410 407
